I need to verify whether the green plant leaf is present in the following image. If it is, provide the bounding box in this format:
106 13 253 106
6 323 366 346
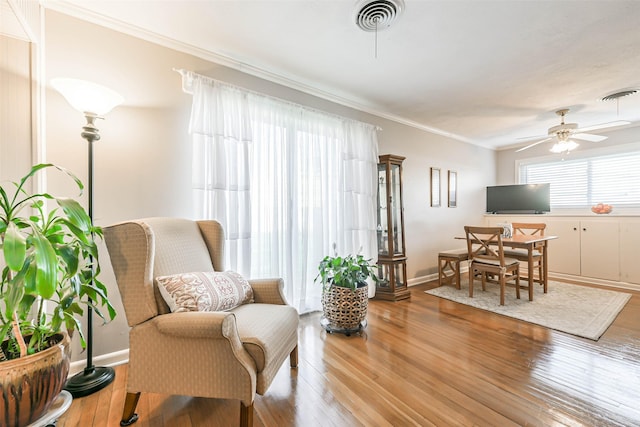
3 222 26 271
57 198 92 232
57 245 79 277
30 231 58 299
0 323 12 345
17 294 36 318
4 276 25 317
23 260 37 295
65 312 85 347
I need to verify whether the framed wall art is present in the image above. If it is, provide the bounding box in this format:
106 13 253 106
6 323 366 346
448 170 457 208
430 167 440 207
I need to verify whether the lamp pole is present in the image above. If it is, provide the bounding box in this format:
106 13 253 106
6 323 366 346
63 113 116 397
51 78 123 397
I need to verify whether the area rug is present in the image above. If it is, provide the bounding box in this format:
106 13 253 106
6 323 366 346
425 280 631 340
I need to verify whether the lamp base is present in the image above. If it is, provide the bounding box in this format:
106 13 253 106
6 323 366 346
64 366 115 398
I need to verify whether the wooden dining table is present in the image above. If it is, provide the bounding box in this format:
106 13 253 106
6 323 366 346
457 233 558 301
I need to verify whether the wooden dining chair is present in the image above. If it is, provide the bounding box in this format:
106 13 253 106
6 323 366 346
464 226 523 305
503 222 547 292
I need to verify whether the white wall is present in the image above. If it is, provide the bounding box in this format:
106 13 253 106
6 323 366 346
43 10 496 361
0 35 33 183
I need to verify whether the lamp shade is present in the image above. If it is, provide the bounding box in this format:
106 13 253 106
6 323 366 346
51 78 123 115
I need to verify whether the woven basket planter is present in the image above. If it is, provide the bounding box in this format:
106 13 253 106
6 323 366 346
322 284 368 331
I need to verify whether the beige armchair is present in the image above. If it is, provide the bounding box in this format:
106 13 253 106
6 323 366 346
104 218 299 427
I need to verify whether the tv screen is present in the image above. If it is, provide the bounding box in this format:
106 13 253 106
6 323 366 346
486 184 550 214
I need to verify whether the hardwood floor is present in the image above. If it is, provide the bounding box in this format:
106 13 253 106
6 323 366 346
58 280 640 426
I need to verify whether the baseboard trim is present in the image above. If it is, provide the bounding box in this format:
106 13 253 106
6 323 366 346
408 265 472 287
547 273 640 292
68 349 129 377
407 274 434 287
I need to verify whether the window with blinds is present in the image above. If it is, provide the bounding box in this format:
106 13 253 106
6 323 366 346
518 149 640 209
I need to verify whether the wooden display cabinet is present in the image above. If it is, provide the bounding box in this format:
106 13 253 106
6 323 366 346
375 154 410 301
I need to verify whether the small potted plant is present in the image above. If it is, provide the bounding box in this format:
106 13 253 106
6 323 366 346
0 164 116 427
315 248 379 334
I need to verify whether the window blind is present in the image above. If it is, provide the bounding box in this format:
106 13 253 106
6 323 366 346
519 150 640 208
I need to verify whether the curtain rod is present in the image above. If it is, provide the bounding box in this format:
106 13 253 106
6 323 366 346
173 68 382 132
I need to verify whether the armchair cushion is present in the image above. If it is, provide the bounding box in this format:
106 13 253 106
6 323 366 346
156 271 254 313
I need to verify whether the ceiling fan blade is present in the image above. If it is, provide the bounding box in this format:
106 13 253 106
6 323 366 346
515 134 547 142
572 133 608 142
575 120 630 133
515 137 553 153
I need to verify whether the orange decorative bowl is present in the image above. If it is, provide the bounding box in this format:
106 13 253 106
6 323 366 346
591 203 613 214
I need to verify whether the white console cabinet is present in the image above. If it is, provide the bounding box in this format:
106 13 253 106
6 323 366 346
542 218 581 276
485 215 633 284
620 219 640 284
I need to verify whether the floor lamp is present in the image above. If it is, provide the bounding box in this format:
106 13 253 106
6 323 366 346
51 78 124 397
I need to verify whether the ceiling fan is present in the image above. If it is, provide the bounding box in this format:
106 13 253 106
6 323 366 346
515 109 630 153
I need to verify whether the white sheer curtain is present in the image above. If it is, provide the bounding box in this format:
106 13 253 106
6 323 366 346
186 71 379 313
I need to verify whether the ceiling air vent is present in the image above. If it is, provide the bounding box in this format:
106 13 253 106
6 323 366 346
602 89 638 102
354 0 405 32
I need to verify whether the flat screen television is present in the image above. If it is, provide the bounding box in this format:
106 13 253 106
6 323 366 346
486 183 550 214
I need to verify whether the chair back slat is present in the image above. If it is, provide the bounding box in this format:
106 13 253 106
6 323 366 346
464 226 507 266
512 222 546 237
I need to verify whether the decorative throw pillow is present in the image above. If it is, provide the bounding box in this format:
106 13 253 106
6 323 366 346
155 271 254 313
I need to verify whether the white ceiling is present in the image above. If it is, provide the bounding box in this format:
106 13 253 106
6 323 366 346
43 0 640 150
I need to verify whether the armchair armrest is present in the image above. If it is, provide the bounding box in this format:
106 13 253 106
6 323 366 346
139 311 258 399
153 311 238 339
151 311 256 370
248 278 288 305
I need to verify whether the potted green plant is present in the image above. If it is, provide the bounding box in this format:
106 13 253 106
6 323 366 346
315 249 379 334
0 163 116 427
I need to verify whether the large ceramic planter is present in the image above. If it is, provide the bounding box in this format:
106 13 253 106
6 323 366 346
0 332 71 427
322 284 368 334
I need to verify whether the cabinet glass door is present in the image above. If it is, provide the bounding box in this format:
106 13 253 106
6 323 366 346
390 163 403 255
377 164 388 255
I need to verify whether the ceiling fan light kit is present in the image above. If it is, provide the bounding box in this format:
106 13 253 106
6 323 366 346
550 140 579 154
515 107 633 154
